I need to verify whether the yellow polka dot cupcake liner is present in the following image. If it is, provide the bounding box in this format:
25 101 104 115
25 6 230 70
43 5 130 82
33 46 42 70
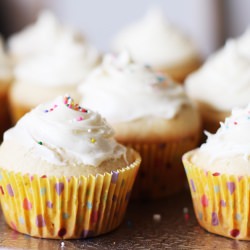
124 133 199 199
0 152 141 239
183 150 250 240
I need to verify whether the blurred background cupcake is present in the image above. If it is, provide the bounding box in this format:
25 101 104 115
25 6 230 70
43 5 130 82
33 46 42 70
9 37 100 123
185 28 250 134
7 11 100 124
0 95 141 239
112 8 201 83
7 10 85 64
78 52 201 199
0 37 12 140
183 103 250 240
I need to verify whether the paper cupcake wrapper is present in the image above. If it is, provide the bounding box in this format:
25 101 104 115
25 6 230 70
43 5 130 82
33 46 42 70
123 133 199 199
0 152 141 239
183 151 250 240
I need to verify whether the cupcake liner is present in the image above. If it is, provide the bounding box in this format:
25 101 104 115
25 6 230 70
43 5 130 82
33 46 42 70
0 151 141 239
123 133 199 199
183 151 250 240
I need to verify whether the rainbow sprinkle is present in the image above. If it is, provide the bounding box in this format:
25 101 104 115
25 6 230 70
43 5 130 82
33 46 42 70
44 104 58 113
90 138 96 143
157 75 166 82
63 95 88 113
76 116 83 121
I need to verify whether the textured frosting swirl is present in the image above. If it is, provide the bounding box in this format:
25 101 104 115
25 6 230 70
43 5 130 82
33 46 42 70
14 37 99 87
201 104 250 159
191 104 250 174
185 28 250 111
3 96 126 167
79 52 191 123
112 9 199 68
0 37 12 81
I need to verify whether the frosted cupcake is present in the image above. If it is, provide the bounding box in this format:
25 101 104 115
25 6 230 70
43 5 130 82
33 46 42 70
7 10 85 63
185 29 250 134
79 52 201 199
0 95 141 239
9 35 99 123
0 37 13 139
112 9 201 83
183 104 250 240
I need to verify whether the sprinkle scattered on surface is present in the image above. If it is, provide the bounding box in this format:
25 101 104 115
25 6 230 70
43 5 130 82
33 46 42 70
183 207 190 221
153 214 162 222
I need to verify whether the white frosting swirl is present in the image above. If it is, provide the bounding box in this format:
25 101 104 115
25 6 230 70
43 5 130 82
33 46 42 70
185 28 250 111
0 37 12 81
3 96 126 167
112 9 199 68
14 37 99 87
200 104 250 160
78 52 190 123
190 104 250 175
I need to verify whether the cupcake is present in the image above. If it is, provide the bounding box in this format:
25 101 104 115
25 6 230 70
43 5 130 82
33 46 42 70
185 29 250 134
183 104 250 240
78 52 201 199
7 10 85 64
0 95 141 239
112 9 201 83
9 35 100 123
0 37 13 140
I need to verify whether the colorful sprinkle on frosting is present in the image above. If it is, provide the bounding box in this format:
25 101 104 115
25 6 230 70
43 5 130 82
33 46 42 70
63 95 88 113
200 103 250 164
44 104 58 113
90 138 96 143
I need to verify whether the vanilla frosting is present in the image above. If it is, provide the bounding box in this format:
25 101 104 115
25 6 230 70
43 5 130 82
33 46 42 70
185 29 250 112
1 96 126 168
191 104 250 175
78 52 191 123
8 10 87 62
112 9 199 68
14 37 99 87
0 37 12 81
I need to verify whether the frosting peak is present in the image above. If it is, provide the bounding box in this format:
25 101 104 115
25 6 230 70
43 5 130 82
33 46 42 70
8 10 86 62
200 104 250 161
112 9 198 68
79 52 190 123
4 96 126 167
